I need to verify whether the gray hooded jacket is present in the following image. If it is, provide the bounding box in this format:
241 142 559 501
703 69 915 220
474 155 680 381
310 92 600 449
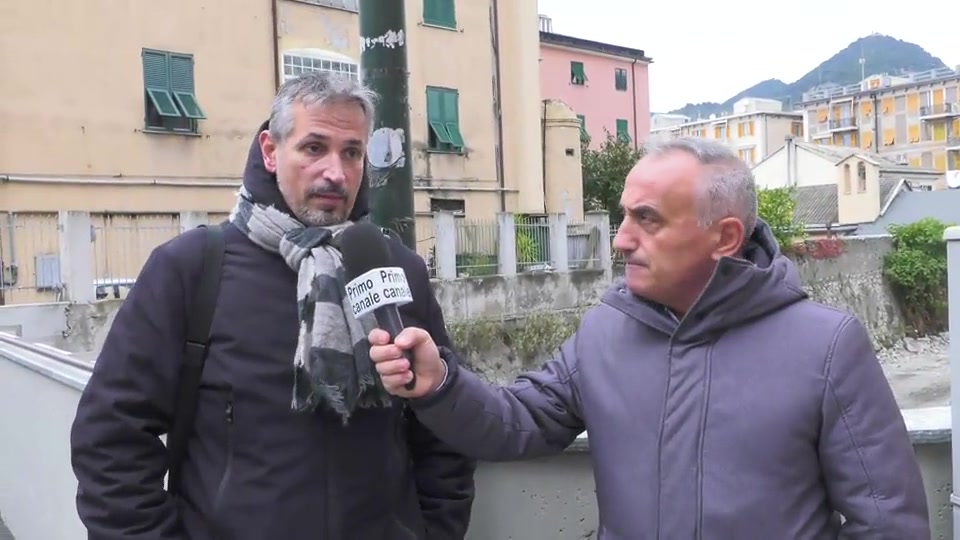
412 221 929 539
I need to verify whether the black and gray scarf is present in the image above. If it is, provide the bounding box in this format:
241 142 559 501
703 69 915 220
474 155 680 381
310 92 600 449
228 186 392 423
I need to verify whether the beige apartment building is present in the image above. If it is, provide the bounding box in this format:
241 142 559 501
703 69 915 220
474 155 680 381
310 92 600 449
800 66 960 173
649 98 803 166
1 0 583 303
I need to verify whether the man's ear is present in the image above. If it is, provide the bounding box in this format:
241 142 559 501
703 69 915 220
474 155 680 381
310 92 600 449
259 130 277 173
712 216 746 260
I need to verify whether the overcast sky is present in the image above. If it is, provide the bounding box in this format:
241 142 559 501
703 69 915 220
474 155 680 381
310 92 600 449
537 0 959 113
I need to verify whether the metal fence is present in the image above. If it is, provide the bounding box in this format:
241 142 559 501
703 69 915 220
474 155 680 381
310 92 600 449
414 217 437 276
2 211 618 306
445 216 604 276
455 219 499 277
0 213 62 305
91 214 182 299
514 215 551 272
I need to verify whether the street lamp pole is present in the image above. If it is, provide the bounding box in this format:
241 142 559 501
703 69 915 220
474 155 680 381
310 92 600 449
358 0 416 249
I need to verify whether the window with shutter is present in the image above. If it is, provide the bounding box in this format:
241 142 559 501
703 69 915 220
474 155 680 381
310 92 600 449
616 119 629 141
570 61 586 85
423 0 456 28
614 68 628 91
141 48 206 133
426 87 464 152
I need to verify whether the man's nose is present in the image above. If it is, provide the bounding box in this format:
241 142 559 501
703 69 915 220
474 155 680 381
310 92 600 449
319 155 347 184
611 225 634 253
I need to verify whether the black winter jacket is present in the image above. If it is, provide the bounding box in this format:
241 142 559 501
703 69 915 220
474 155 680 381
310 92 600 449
69 122 477 539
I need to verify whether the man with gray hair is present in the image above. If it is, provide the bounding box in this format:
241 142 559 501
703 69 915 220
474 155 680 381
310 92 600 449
367 137 929 538
70 71 476 539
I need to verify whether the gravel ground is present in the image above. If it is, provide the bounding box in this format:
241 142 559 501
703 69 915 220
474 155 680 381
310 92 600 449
880 333 951 409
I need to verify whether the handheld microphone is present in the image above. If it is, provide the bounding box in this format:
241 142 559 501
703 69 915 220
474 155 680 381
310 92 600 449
340 222 418 390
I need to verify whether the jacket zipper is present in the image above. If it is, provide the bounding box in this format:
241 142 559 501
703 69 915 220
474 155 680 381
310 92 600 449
212 399 235 516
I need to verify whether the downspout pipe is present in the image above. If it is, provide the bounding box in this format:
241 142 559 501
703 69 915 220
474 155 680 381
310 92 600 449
490 0 506 212
271 0 281 91
631 59 638 149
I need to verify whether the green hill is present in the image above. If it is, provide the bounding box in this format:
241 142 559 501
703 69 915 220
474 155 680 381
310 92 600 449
667 34 948 119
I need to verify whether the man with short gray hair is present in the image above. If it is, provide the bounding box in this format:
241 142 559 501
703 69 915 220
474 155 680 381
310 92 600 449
367 137 929 538
71 71 477 539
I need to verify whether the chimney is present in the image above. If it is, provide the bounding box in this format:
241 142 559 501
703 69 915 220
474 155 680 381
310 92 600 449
785 135 798 187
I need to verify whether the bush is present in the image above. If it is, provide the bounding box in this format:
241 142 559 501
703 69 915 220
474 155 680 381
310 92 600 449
756 186 805 252
883 218 952 335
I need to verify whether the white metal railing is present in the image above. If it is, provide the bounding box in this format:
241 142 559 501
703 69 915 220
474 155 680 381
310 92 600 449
945 226 960 538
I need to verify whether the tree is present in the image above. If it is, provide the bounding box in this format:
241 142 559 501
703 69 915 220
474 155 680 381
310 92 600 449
756 186 804 251
581 131 644 225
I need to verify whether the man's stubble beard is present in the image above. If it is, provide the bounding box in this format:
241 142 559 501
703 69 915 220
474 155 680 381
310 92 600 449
276 157 347 227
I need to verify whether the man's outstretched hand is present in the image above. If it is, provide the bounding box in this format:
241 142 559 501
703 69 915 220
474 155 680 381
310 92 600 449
368 327 445 398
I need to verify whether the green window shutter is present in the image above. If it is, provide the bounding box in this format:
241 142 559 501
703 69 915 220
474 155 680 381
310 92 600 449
426 88 452 145
442 90 463 147
424 0 455 27
142 50 181 118
143 51 168 89
442 90 458 123
616 119 630 141
615 69 628 91
446 123 465 147
426 88 442 122
440 0 456 27
576 114 586 133
168 55 195 93
169 54 206 119
571 61 586 85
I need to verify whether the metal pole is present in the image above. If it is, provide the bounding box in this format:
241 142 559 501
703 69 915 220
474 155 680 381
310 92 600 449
945 226 960 539
359 0 416 250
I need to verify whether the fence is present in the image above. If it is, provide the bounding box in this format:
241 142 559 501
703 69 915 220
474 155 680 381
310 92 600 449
426 211 612 279
0 210 616 305
0 213 62 305
0 211 211 305
91 214 181 297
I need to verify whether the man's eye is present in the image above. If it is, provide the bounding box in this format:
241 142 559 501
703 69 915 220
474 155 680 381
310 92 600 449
305 144 323 154
345 148 362 159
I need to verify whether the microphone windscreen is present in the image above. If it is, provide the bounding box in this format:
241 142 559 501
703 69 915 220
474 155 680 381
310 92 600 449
340 222 393 281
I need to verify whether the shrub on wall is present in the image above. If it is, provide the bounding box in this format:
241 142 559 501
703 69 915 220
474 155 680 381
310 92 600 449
756 186 805 253
883 218 953 335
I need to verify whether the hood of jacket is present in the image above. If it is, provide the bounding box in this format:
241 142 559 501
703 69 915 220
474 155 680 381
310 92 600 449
603 218 808 339
241 120 370 222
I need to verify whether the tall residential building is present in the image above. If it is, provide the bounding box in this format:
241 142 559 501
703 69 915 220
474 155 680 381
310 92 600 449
799 66 960 174
538 14 652 148
649 98 803 167
1 0 569 222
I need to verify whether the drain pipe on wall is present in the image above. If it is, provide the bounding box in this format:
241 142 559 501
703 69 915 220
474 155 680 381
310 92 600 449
541 100 548 213
490 0 506 212
631 59 638 148
271 0 281 91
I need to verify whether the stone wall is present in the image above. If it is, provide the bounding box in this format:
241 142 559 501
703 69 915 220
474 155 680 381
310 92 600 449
790 236 903 347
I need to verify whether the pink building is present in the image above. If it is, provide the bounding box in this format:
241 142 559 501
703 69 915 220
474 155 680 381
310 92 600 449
539 24 652 149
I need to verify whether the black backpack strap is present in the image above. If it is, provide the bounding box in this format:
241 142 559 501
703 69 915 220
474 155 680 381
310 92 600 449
167 223 225 496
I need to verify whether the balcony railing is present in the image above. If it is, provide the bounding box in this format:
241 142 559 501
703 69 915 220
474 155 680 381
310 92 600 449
828 118 858 130
947 135 960 149
919 102 960 118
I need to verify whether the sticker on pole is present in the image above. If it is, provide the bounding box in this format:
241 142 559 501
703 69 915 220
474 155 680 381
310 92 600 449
345 267 413 318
